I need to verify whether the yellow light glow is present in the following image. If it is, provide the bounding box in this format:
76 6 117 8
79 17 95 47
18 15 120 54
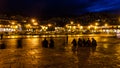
73 26 76 29
15 26 18 28
42 26 45 29
88 26 90 29
80 26 83 29
26 24 31 28
31 19 36 23
105 23 108 26
103 44 108 49
48 24 52 27
77 24 80 26
118 26 120 28
33 22 38 25
45 27 48 29
90 25 93 27
18 24 21 26
66 25 68 28
70 21 74 24
12 22 15 25
95 23 99 26
95 26 97 29
8 25 10 27
33 35 39 38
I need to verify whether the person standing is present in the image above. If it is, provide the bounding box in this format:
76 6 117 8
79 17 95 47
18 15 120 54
0 33 3 40
17 38 23 48
49 38 54 48
42 38 48 48
72 39 77 47
71 39 77 52
91 38 97 47
82 38 86 47
86 38 91 47
78 38 83 47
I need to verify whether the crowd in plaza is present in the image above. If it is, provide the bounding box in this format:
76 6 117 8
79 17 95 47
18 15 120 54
71 38 97 47
42 37 97 49
71 38 97 52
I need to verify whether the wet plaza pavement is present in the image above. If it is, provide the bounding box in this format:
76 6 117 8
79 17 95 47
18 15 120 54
0 34 120 68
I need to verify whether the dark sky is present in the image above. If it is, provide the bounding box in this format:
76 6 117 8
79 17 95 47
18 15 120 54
0 0 120 17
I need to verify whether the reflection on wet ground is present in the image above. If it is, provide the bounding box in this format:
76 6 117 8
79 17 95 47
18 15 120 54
0 35 120 68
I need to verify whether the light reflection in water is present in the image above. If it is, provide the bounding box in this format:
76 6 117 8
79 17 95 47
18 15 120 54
103 44 108 49
33 35 39 38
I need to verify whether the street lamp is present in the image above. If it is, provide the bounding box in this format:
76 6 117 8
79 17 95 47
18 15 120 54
77 24 80 27
33 22 38 25
80 26 83 29
31 19 38 25
48 24 52 27
31 19 36 23
90 25 93 27
70 21 74 24
11 21 15 25
88 26 90 29
105 23 108 27
95 22 99 26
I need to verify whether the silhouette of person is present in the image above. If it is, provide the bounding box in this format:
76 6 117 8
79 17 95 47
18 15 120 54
0 41 6 49
86 38 91 47
65 35 68 44
71 39 77 52
0 33 3 40
17 38 23 48
82 38 86 47
49 38 54 48
91 38 97 47
42 38 48 48
78 38 83 47
72 39 77 47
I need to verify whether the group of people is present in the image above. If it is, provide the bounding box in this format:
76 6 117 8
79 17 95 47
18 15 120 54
72 38 97 47
42 38 54 48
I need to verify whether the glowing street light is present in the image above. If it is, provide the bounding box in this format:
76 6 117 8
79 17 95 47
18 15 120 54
33 22 38 25
11 22 15 25
90 25 93 27
26 24 31 28
95 22 99 26
105 23 108 27
15 25 18 28
88 26 90 29
70 21 74 24
77 24 80 27
48 24 52 27
80 26 83 29
94 26 97 30
66 24 68 28
73 26 76 29
31 19 36 23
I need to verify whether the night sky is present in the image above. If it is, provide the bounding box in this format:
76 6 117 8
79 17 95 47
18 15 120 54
0 0 120 17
